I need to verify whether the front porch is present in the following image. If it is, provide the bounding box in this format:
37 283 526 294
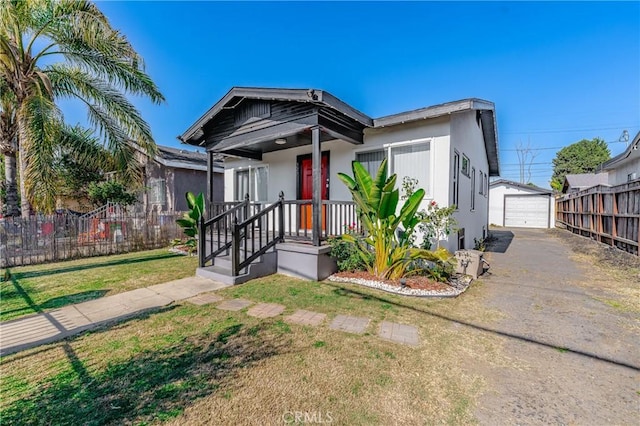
197 197 359 284
178 88 372 283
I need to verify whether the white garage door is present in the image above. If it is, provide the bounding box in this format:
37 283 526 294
504 195 550 228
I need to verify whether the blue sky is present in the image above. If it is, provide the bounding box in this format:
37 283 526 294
75 1 640 188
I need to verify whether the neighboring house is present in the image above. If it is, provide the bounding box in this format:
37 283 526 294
562 173 610 194
134 144 224 212
598 131 640 186
489 179 555 228
179 87 499 281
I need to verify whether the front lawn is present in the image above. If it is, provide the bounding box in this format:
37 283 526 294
0 249 198 322
0 275 502 425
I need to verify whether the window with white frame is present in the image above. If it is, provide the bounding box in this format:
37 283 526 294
356 140 431 197
452 150 460 207
390 142 431 197
148 178 166 206
484 173 488 197
478 170 484 195
235 165 268 201
355 150 387 176
471 167 476 211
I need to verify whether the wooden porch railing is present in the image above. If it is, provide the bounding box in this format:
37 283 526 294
556 180 639 256
199 196 359 270
281 200 359 240
231 192 285 275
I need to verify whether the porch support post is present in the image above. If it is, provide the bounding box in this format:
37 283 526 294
206 150 213 217
311 125 321 246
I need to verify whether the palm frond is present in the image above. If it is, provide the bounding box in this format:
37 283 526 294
19 94 62 212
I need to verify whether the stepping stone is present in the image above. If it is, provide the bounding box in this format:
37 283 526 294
378 321 420 346
329 315 370 334
216 298 253 312
187 293 224 306
247 303 285 318
285 309 326 326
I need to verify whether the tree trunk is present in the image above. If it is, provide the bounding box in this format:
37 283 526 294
4 152 20 217
18 150 31 218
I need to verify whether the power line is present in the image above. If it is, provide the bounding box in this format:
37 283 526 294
503 125 637 135
500 140 629 152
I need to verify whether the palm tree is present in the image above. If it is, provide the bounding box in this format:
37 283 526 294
0 0 164 217
0 78 20 216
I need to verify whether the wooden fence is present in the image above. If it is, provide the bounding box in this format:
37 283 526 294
556 180 640 256
0 207 186 267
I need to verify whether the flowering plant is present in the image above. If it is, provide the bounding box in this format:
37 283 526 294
418 201 457 249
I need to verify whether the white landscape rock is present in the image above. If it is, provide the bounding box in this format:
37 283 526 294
327 274 473 298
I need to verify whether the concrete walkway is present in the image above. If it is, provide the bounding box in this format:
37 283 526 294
0 276 228 356
1 275 422 357
473 228 639 425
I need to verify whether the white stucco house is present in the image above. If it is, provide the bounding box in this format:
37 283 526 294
179 87 499 281
598 131 639 186
489 179 555 228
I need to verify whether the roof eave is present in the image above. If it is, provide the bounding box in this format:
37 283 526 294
600 131 640 170
179 87 373 145
489 178 552 194
372 98 494 128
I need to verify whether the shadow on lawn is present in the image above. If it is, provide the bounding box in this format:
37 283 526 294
12 252 181 280
324 281 640 372
1 274 109 321
1 322 290 425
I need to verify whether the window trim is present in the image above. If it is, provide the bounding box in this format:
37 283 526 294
234 164 269 201
452 150 460 208
354 138 433 197
471 166 476 211
461 154 470 178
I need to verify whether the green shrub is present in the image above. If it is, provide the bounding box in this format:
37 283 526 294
327 233 370 272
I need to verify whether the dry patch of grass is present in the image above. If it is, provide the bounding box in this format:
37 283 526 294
549 229 640 314
0 275 507 425
0 249 198 321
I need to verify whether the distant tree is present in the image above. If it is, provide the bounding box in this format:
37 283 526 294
87 181 137 207
550 138 610 192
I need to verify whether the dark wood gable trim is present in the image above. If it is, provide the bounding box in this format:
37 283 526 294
203 101 317 148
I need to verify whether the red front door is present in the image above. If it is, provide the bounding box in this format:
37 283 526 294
299 152 329 230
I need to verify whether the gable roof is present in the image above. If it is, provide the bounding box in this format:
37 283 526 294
562 173 609 193
128 141 223 173
599 130 640 171
179 87 373 145
178 87 500 175
489 179 552 194
374 98 499 176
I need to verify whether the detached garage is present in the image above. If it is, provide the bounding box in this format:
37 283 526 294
489 179 555 228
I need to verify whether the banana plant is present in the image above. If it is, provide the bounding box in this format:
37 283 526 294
175 192 204 253
337 159 438 280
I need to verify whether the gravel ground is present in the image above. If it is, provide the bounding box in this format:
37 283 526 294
470 228 639 425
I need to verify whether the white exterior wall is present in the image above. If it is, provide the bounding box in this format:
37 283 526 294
607 157 639 186
222 112 494 252
489 183 555 228
223 139 354 202
449 111 491 250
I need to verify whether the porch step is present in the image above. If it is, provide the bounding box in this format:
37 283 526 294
196 251 277 285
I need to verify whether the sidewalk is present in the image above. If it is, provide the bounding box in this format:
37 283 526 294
0 276 228 357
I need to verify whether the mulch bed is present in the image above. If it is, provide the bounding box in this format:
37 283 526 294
332 270 453 291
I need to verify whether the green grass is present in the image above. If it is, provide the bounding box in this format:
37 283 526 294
0 249 198 321
0 274 501 425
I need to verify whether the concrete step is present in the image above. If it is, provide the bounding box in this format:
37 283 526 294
198 251 277 285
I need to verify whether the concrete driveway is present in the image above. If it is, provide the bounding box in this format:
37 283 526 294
473 228 639 425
